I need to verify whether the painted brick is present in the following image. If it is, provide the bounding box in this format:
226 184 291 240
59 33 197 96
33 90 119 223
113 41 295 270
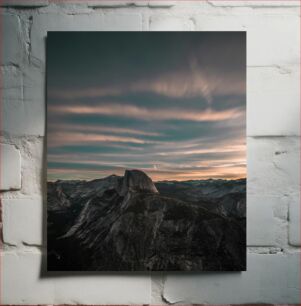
248 66 300 136
2 198 43 246
22 66 45 136
1 65 22 102
247 195 277 246
151 273 164 304
194 10 300 67
103 12 142 30
1 51 44 136
2 13 24 65
2 251 151 304
289 193 300 246
86 0 175 7
247 195 288 247
150 16 194 31
207 0 300 7
148 1 175 7
0 143 21 191
37 3 94 15
247 136 300 197
31 12 142 66
3 66 45 136
163 253 299 304
20 138 44 196
87 1 137 7
3 99 45 136
247 13 300 67
0 0 49 6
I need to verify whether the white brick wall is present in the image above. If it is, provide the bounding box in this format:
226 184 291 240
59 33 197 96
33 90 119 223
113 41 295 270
289 193 300 246
30 12 143 66
163 253 300 304
149 15 194 30
2 198 43 246
248 66 300 136
0 143 21 191
2 12 25 65
2 251 151 304
0 0 300 304
0 0 49 6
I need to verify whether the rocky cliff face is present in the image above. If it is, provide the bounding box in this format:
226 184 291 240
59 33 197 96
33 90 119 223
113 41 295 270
47 170 246 271
120 169 158 195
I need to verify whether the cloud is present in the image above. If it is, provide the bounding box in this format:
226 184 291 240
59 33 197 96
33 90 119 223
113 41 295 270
47 32 246 181
48 123 162 137
48 131 158 148
50 104 244 123
50 70 245 105
47 140 246 182
48 150 245 166
155 144 246 157
48 125 246 181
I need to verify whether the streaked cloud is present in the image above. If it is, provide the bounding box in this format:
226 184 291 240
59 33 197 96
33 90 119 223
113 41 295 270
155 144 246 157
48 131 157 147
47 32 246 181
50 70 245 105
48 123 162 137
50 104 244 122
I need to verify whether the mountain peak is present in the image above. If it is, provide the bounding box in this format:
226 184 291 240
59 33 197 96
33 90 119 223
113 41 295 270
120 169 158 196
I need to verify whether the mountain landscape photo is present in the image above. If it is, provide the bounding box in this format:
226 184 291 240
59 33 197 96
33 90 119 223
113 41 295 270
48 169 246 271
47 32 246 271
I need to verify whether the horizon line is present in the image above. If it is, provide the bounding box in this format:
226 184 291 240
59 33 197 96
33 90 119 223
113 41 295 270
47 175 247 183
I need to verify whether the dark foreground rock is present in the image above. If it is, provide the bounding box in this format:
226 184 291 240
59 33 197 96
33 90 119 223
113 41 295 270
47 170 246 271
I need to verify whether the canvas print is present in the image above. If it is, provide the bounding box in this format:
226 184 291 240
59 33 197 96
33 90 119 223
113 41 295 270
47 32 246 271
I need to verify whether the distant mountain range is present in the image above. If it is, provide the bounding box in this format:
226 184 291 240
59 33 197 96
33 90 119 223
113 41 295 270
47 170 246 271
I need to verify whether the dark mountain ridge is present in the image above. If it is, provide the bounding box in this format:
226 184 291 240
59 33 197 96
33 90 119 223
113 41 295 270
47 170 246 271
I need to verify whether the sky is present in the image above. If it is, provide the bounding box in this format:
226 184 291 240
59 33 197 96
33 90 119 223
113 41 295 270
47 32 246 182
